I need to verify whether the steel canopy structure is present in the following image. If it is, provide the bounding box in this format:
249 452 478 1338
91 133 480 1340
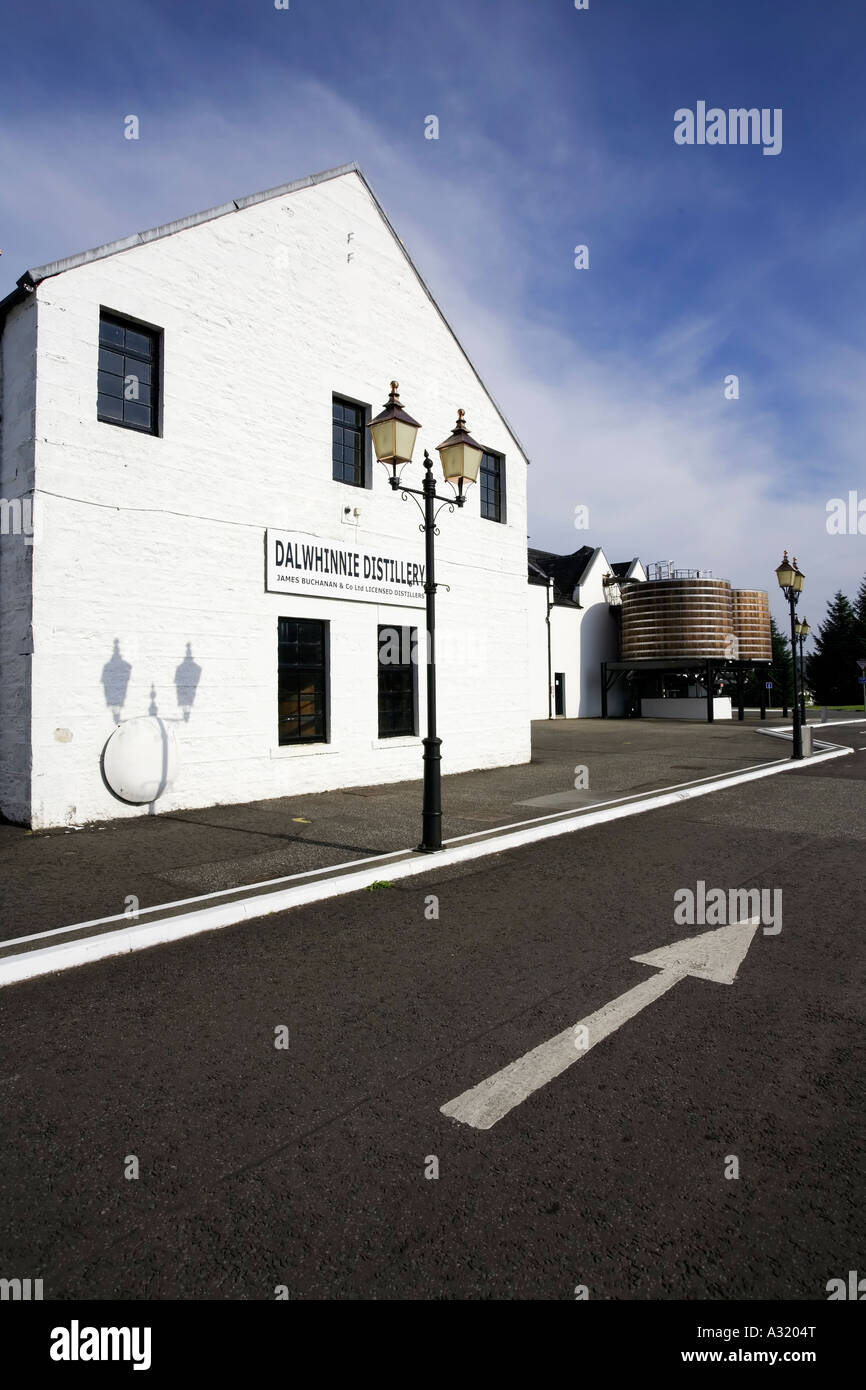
600 656 775 722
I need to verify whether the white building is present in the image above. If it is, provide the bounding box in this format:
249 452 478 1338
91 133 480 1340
0 164 531 829
527 548 646 718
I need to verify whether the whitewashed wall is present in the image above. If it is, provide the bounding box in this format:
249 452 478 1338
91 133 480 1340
0 297 37 823
575 550 623 716
527 548 631 719
16 169 530 828
528 584 580 718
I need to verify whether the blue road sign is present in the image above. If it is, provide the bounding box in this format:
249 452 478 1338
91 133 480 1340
765 682 773 689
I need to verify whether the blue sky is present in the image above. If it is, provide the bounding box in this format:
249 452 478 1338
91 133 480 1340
3 0 866 638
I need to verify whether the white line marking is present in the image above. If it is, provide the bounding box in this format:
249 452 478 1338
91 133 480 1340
441 921 760 1130
0 755 794 952
0 845 414 948
0 746 849 988
763 720 866 731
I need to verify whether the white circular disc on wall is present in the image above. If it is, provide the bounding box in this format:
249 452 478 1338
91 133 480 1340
102 716 180 804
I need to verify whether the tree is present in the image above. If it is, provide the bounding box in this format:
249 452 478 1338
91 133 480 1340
735 615 791 707
770 615 794 706
854 574 866 653
806 591 862 706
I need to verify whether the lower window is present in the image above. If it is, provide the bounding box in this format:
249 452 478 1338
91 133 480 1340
377 625 417 737
278 618 328 745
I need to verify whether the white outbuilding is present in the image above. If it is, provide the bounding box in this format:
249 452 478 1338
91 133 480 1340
0 164 531 828
528 547 646 717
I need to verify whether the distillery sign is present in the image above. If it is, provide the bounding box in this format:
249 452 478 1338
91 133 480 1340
266 529 426 606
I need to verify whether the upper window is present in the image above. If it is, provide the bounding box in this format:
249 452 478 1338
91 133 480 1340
332 397 366 487
98 312 160 434
278 618 328 745
480 451 504 522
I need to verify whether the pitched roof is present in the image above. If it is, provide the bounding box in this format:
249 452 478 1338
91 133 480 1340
528 545 596 601
0 162 529 462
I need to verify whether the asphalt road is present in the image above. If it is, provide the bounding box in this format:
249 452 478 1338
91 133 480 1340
1 725 864 1300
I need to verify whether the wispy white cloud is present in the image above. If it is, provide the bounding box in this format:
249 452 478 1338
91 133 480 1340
1 47 864 633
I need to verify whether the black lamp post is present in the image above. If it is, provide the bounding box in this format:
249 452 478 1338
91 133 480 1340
775 550 805 760
795 616 810 726
368 383 482 852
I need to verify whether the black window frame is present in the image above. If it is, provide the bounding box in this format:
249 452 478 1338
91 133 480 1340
480 450 506 523
332 394 372 489
97 309 162 436
377 624 418 738
277 617 330 746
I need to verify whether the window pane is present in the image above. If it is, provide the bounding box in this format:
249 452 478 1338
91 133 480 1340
99 347 125 374
124 400 152 428
98 370 124 399
98 393 124 421
125 328 154 359
99 319 124 348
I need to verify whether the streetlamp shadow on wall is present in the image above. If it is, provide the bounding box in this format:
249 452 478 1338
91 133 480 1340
368 382 483 852
775 549 805 760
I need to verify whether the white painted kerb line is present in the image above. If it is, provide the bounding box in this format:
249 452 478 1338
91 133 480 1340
0 747 845 988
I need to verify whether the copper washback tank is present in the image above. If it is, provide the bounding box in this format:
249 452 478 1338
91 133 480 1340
731 589 772 660
620 579 772 660
620 578 735 660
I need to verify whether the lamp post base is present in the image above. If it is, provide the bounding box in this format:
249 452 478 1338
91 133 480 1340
417 734 443 853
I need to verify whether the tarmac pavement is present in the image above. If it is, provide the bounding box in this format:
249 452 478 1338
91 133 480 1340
0 721 863 1301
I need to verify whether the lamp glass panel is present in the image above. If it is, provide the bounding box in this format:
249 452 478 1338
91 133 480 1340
440 441 483 484
439 443 462 480
394 420 419 463
370 419 396 461
462 443 483 483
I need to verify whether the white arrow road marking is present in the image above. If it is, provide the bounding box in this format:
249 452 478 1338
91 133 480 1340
441 919 760 1130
